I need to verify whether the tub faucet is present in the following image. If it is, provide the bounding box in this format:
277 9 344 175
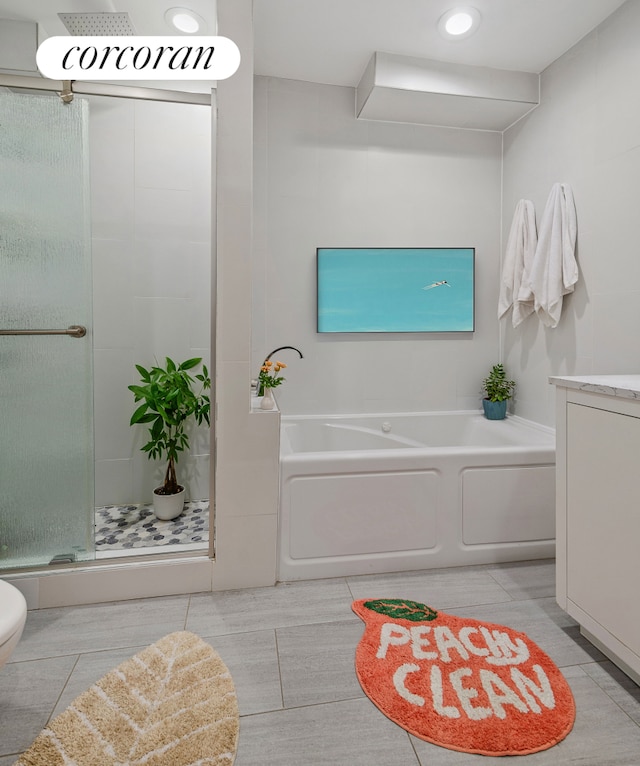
255 346 303 395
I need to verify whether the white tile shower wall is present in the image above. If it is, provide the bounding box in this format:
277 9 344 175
213 0 281 589
90 96 212 506
253 76 503 415
502 0 640 426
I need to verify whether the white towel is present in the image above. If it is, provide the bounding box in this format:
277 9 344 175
498 199 537 327
528 183 578 328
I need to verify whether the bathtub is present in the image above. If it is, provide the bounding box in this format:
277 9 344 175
278 411 555 581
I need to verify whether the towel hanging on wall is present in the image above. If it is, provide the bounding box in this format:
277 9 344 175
528 183 578 328
498 199 537 327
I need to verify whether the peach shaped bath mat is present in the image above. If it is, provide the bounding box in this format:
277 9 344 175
353 599 575 756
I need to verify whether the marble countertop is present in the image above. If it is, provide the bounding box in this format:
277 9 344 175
549 374 640 400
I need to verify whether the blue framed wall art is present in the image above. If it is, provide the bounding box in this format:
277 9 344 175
317 247 475 333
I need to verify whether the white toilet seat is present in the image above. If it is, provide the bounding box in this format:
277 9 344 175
0 579 27 664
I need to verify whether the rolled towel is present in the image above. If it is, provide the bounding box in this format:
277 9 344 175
528 183 578 328
498 199 537 327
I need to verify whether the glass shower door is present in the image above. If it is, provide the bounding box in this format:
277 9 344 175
0 89 95 569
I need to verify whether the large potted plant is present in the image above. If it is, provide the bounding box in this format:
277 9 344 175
129 357 210 520
482 363 515 420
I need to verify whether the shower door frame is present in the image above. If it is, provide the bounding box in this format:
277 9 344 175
0 73 212 107
0 73 217 571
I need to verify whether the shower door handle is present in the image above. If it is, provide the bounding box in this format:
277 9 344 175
0 325 87 338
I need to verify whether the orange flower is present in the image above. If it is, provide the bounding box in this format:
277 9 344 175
258 358 286 391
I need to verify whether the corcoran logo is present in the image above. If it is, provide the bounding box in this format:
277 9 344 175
36 36 240 81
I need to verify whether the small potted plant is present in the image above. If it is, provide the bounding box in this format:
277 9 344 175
258 359 286 410
482 363 515 420
129 357 210 520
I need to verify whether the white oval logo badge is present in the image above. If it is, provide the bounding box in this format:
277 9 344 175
36 36 240 81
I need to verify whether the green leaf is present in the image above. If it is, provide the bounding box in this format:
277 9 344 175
363 599 438 622
128 385 150 399
179 357 202 371
130 402 150 425
137 413 158 424
155 402 174 425
135 364 151 382
165 357 177 373
151 417 164 440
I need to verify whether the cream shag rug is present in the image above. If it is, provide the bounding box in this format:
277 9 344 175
15 631 239 766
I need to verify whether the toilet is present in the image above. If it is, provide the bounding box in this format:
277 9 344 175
0 579 27 669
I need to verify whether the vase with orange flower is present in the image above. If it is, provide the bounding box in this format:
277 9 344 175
258 360 287 410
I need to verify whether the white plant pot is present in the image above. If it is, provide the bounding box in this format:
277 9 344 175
153 485 185 521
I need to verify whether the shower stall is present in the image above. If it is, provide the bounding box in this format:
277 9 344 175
0 76 214 573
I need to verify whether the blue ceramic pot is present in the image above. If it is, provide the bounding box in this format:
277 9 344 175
482 399 508 420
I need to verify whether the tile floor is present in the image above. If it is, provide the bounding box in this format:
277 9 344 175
1 559 640 765
94 500 209 554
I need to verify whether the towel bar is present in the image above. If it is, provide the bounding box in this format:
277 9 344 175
0 325 87 338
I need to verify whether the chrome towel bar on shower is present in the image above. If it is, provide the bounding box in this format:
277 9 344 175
0 325 87 338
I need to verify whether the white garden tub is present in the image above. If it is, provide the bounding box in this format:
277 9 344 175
279 411 555 580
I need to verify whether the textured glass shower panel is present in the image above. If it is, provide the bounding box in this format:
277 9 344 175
0 91 94 569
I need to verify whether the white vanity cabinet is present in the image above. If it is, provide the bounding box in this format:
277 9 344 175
552 375 640 686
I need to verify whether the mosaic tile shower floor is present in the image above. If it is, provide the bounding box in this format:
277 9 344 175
94 500 209 552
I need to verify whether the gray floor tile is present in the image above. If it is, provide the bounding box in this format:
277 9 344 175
235 697 420 766
12 595 190 661
451 598 606 669
206 629 283 716
347 566 513 610
0 655 77 756
277 619 365 707
187 578 355 636
411 665 640 765
43 630 282 720
582 660 640 725
50 644 148 719
485 558 556 600
2 560 638 765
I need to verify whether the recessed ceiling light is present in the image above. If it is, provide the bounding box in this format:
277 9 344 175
438 7 481 40
164 7 206 34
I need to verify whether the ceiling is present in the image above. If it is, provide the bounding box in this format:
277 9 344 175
0 0 217 39
0 0 630 86
253 0 629 86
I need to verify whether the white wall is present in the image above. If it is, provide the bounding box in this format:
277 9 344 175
0 18 37 73
253 76 503 415
89 95 211 506
502 0 640 426
213 0 282 590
